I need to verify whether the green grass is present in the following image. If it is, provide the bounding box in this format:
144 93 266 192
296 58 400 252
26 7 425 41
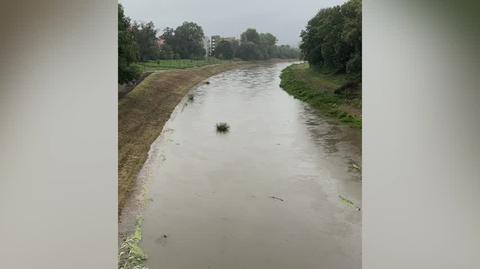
280 63 362 129
118 218 147 269
286 63 358 92
138 58 229 71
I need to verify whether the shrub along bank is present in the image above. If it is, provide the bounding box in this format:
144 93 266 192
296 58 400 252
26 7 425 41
280 63 361 128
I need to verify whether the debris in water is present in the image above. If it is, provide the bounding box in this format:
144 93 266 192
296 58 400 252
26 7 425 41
270 196 284 202
352 163 361 170
205 81 210 84
155 234 169 246
216 122 230 133
339 195 361 211
188 94 194 101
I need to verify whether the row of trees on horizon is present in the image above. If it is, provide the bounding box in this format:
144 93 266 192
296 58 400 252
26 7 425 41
214 29 300 61
118 4 300 83
119 0 362 84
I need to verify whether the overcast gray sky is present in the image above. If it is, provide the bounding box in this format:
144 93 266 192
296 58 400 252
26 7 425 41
119 0 346 47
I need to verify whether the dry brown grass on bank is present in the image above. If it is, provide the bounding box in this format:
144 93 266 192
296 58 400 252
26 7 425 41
118 62 246 214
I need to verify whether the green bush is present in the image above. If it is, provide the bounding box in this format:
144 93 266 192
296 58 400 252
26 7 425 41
280 65 361 128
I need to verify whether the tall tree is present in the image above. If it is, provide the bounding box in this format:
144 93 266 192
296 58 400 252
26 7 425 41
300 0 361 73
259 33 277 59
234 28 299 60
236 41 262 60
159 27 178 59
214 40 234 59
341 0 362 73
118 4 140 83
170 22 206 59
132 21 160 61
240 28 260 45
161 27 176 48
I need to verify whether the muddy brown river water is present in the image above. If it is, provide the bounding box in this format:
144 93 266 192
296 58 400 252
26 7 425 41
138 62 361 269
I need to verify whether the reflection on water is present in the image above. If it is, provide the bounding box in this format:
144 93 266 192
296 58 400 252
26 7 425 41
140 62 361 269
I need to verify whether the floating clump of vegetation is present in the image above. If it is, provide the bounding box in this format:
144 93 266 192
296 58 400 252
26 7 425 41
216 122 230 133
188 94 194 101
119 218 148 269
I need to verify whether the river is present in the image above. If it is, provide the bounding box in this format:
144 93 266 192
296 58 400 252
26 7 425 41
138 62 361 269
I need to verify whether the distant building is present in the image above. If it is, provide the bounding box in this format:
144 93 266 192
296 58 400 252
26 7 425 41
210 35 221 56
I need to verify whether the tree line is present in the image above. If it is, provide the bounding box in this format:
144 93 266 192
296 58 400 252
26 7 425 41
119 4 207 83
299 0 361 74
214 29 299 60
131 21 208 61
118 4 300 83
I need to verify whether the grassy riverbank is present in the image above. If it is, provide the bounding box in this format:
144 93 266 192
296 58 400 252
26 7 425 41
139 58 229 71
119 218 146 269
280 63 361 128
118 62 248 213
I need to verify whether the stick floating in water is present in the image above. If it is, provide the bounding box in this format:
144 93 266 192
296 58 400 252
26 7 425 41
270 196 284 202
339 195 361 211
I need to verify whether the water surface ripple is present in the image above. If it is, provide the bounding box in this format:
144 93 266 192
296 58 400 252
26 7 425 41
141 62 361 269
